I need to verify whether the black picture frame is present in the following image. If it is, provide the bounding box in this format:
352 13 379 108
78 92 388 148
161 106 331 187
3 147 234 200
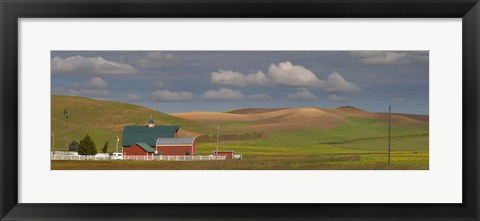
1 0 479 220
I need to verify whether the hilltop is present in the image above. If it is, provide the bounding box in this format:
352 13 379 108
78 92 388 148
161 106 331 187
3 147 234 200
172 106 428 131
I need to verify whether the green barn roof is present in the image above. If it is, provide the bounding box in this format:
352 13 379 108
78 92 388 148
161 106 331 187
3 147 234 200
122 125 179 147
134 143 155 153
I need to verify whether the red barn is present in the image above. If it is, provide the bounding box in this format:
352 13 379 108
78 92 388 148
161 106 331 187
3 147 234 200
124 143 154 156
213 150 235 160
155 138 196 156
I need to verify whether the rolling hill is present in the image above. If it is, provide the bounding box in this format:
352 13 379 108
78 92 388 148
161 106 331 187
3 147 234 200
51 95 202 152
173 106 429 154
172 106 428 131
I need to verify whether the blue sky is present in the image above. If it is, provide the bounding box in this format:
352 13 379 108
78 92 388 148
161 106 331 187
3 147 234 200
51 51 429 114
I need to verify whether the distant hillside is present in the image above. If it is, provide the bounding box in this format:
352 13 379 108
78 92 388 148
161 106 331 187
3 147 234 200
51 95 201 152
172 106 428 132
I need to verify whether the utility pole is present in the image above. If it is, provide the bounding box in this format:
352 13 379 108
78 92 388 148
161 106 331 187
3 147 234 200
64 109 69 150
216 123 219 160
116 132 119 153
388 105 391 168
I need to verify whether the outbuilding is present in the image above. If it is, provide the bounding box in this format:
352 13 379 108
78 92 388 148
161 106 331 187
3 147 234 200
155 138 196 156
213 150 235 160
124 143 155 157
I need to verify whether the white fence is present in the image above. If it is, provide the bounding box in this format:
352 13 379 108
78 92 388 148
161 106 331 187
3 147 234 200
51 155 110 160
123 155 226 161
51 151 78 156
52 155 227 161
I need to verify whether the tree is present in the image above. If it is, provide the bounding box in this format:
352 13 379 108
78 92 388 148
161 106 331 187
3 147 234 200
78 134 97 155
102 141 109 153
68 140 79 151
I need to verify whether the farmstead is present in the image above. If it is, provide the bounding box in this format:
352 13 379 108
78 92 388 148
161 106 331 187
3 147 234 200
121 117 198 157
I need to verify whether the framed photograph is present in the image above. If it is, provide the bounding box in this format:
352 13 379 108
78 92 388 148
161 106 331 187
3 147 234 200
1 0 479 220
48 50 430 170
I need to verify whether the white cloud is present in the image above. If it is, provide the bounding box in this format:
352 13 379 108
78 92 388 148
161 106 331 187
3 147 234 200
268 61 324 87
69 77 108 98
151 90 193 102
52 56 137 74
209 61 360 93
350 51 428 65
137 52 175 68
323 72 361 92
85 77 107 90
201 88 245 101
329 94 349 102
395 97 418 105
286 89 319 101
210 70 269 87
126 93 144 102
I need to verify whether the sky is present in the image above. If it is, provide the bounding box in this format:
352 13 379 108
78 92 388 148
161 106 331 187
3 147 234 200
51 51 429 114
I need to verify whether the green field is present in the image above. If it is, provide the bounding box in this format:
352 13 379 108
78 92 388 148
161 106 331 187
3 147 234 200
52 152 427 170
51 95 429 170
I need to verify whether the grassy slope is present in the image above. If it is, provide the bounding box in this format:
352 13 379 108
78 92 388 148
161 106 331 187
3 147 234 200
197 117 429 154
51 95 206 152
